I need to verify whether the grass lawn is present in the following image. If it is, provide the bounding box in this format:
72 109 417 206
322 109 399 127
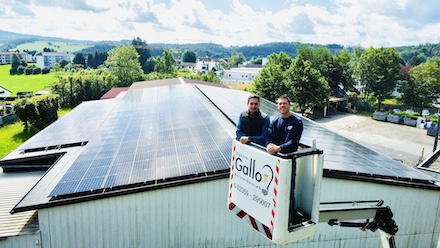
0 122 39 158
0 108 72 159
13 41 92 53
0 64 67 96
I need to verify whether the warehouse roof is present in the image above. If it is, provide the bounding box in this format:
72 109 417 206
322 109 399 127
1 78 438 214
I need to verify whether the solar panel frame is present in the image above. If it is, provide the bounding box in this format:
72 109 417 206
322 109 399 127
49 84 233 198
194 84 437 182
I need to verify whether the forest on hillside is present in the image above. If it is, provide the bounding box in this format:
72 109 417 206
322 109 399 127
1 30 439 64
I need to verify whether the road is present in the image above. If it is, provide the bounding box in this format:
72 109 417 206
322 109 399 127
313 113 437 168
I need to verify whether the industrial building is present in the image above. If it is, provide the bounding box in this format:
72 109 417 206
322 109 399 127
0 78 439 248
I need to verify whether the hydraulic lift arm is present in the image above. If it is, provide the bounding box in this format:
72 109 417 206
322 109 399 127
319 200 398 248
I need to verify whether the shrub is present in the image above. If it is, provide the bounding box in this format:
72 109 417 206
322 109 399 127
42 68 50 74
25 66 34 75
17 65 25 75
14 94 60 129
33 67 42 75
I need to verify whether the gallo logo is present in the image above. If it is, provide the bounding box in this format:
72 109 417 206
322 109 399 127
235 157 274 195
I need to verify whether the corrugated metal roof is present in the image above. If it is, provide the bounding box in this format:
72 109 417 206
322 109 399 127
0 170 43 238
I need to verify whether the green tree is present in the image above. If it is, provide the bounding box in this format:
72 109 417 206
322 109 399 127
73 53 86 65
356 47 401 111
154 56 165 74
407 56 423 66
288 55 330 115
250 58 263 65
25 65 35 75
326 49 355 95
10 53 20 74
154 49 177 75
33 66 42 75
14 97 37 129
400 59 440 112
52 63 61 72
59 59 70 68
86 53 94 68
17 65 25 74
182 51 197 63
34 94 60 128
252 52 292 102
132 37 152 74
105 46 143 87
144 57 156 74
51 69 116 107
163 49 177 74
14 94 60 129
228 52 246 67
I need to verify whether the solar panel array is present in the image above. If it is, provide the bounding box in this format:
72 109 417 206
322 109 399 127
50 85 232 197
21 100 117 150
195 84 436 182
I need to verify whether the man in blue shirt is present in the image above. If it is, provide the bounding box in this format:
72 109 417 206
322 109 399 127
266 95 303 227
236 95 270 146
266 96 303 155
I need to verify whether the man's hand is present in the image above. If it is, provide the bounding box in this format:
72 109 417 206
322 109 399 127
240 136 250 144
266 143 281 155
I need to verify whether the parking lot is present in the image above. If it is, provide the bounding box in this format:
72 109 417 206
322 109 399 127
313 113 437 167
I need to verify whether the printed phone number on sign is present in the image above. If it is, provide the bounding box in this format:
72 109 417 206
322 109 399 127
233 183 271 208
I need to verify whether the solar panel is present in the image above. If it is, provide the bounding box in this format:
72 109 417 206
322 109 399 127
49 84 232 197
21 100 118 151
195 84 436 182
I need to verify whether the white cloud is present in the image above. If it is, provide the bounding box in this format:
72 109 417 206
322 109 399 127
0 0 438 47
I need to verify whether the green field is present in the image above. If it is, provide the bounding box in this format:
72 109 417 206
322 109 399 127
0 108 72 159
0 65 67 96
12 41 93 53
0 122 39 158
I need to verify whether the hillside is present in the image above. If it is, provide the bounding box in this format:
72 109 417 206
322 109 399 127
1 30 439 63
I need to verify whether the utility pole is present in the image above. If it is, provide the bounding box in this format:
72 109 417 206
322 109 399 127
434 122 440 152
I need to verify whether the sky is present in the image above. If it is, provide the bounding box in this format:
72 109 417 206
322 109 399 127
1 0 439 48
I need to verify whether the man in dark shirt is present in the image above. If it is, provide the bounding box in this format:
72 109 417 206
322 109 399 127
266 96 303 155
236 95 269 146
266 95 303 227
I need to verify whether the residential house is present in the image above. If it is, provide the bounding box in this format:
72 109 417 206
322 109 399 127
222 67 261 84
194 59 221 75
36 52 74 69
0 52 33 64
177 61 196 71
0 86 12 98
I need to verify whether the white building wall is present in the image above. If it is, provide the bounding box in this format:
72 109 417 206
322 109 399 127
36 53 74 69
0 87 11 98
222 68 260 84
37 177 440 248
0 232 41 248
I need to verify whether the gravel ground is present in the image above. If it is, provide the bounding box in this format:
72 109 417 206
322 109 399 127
312 113 437 168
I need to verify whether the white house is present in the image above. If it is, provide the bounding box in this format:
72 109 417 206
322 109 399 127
0 86 12 98
222 67 261 84
0 79 439 248
177 61 196 71
36 52 74 69
0 52 33 64
194 60 221 75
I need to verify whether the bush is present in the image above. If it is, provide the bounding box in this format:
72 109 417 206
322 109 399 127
33 67 42 74
14 94 60 129
25 66 33 75
397 112 421 119
42 68 50 74
17 65 25 75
